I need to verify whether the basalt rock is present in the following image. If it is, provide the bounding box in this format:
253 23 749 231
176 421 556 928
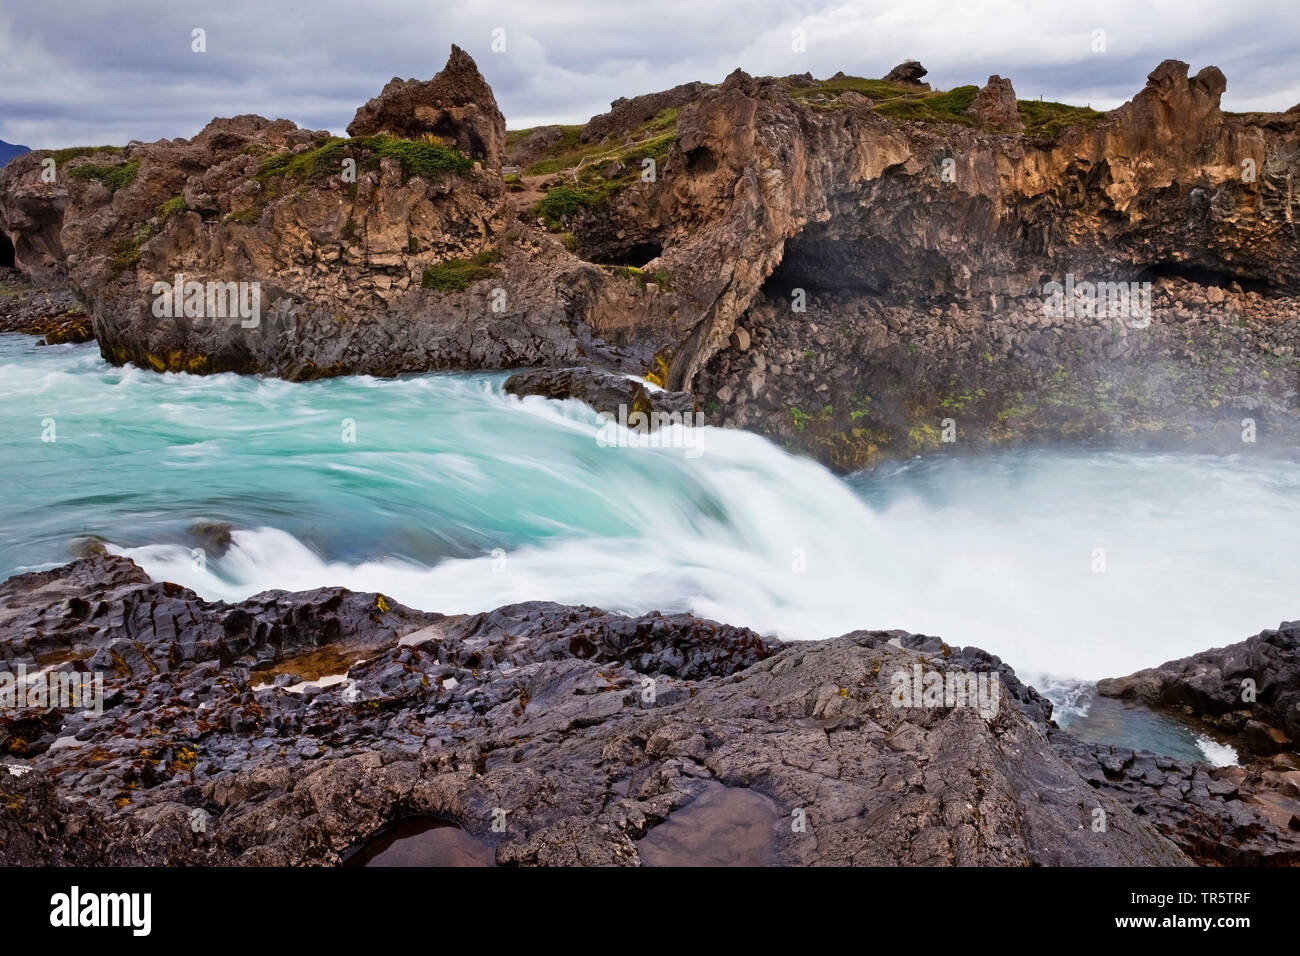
0 266 90 343
966 75 1023 129
883 60 930 88
347 45 507 168
504 366 697 426
1053 731 1300 865
0 555 1201 866
581 81 709 143
1097 620 1300 759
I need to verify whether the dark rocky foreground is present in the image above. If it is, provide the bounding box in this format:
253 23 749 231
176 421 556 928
0 267 90 345
1 555 1298 866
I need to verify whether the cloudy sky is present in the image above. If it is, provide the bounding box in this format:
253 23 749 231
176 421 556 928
2 0 1298 148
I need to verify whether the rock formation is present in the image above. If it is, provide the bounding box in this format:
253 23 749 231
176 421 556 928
0 267 89 343
3 53 1300 469
347 45 506 168
504 366 697 426
883 60 931 88
581 81 708 143
965 75 1023 129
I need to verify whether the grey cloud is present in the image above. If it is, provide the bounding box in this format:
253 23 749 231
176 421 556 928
2 0 1296 148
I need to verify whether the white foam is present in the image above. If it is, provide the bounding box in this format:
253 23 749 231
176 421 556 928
1196 734 1239 767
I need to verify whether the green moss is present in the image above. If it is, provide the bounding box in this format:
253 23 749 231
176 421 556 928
939 385 987 411
792 75 1104 135
524 111 678 178
791 405 837 431
258 134 472 188
907 422 941 450
421 248 502 292
792 76 980 125
68 158 139 192
366 134 474 179
158 195 188 219
618 131 674 166
258 137 350 182
533 184 611 228
110 221 155 275
611 265 647 287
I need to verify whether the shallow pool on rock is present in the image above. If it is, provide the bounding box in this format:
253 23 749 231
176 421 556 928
344 818 496 867
1040 677 1240 766
635 784 783 866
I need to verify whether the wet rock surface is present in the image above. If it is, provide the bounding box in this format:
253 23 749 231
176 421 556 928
504 366 697 425
1054 732 1300 865
0 267 90 344
343 816 495 867
1098 620 1300 759
0 555 1210 867
693 276 1300 470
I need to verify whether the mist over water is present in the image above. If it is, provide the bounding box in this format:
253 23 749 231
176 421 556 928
2 334 1294 681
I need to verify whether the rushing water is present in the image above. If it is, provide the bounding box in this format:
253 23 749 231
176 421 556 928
2 334 1295 693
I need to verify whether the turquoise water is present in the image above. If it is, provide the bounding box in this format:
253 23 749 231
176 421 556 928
1 333 1296 687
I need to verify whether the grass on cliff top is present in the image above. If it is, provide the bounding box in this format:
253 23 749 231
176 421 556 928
516 108 678 177
1017 99 1106 138
793 77 980 125
48 145 121 163
257 134 473 187
67 158 139 192
420 248 502 292
874 85 980 124
792 74 1107 135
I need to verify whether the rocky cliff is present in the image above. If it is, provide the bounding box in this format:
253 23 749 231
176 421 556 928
3 51 1300 467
